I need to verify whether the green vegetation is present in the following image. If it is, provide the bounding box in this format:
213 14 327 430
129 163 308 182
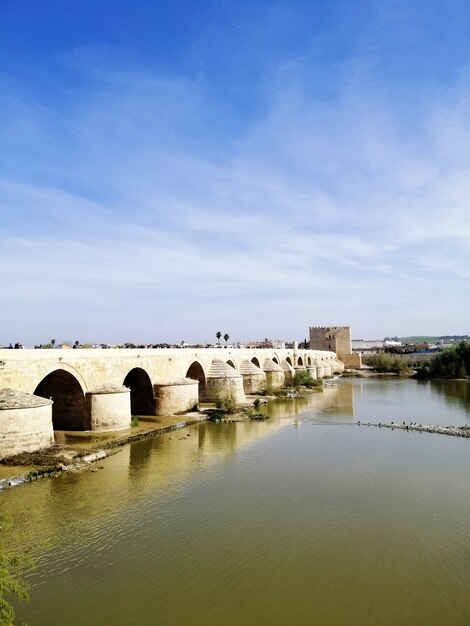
243 408 269 420
0 513 32 625
363 354 409 374
214 386 237 414
293 370 323 388
258 384 297 396
131 416 140 427
340 370 364 378
416 341 470 379
247 412 269 420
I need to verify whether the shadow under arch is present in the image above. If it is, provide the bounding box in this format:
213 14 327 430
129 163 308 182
286 356 293 366
307 356 312 365
272 356 279 364
123 367 155 416
297 356 304 366
186 361 207 401
251 357 261 368
34 369 89 430
226 359 236 369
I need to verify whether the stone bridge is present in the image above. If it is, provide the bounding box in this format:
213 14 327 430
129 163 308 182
0 346 343 458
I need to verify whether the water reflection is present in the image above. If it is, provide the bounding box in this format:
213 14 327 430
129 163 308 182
425 379 470 414
6 388 470 626
263 385 354 421
2 418 290 551
4 378 470 626
291 378 470 426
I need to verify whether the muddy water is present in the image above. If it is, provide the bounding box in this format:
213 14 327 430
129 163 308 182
4 378 470 626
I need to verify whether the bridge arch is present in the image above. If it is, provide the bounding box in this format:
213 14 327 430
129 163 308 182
186 361 207 400
29 362 88 395
251 357 261 368
297 356 304 367
123 367 155 416
226 359 236 369
34 368 89 430
286 356 293 366
272 354 279 365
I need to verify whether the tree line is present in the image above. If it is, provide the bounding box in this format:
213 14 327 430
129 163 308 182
416 341 470 379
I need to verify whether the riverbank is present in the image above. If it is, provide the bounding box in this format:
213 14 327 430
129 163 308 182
0 412 208 488
0 392 282 486
0 387 321 486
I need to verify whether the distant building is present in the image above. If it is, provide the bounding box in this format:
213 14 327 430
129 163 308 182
309 326 361 368
245 339 286 349
352 339 385 351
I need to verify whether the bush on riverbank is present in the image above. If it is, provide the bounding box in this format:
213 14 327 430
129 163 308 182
293 371 322 388
0 513 32 625
213 387 237 414
363 354 408 374
244 408 269 420
416 341 470 379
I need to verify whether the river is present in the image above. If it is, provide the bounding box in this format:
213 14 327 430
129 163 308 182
4 377 470 625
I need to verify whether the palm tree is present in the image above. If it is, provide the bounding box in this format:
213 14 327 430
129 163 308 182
51 338 56 348
224 333 230 346
216 331 222 345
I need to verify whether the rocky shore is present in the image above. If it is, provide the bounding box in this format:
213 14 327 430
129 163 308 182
359 420 470 438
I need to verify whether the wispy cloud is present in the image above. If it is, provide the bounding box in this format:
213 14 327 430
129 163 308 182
1 33 470 343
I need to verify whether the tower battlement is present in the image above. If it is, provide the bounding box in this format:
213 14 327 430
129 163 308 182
309 326 350 331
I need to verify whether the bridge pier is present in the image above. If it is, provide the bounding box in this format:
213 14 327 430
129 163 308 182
240 360 266 394
0 389 54 459
281 360 295 385
322 362 332 377
263 359 285 390
314 360 325 378
204 360 245 404
86 385 131 431
154 379 199 415
306 365 317 380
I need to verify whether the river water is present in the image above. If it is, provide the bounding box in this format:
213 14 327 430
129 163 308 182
4 378 470 625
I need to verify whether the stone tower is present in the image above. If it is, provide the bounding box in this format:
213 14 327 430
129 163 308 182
309 326 361 368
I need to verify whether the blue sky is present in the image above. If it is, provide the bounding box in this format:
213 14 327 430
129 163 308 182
1 0 470 345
